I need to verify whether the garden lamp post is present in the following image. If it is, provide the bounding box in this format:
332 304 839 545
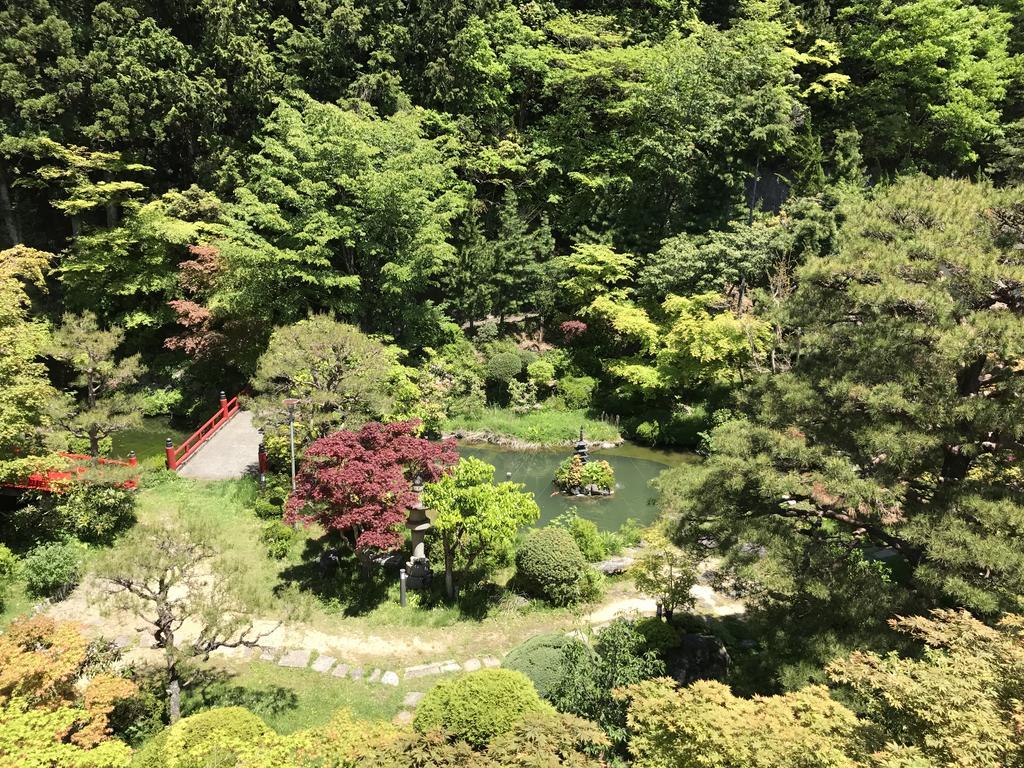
282 397 300 490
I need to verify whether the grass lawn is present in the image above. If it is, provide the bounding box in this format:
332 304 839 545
123 474 601 666
0 579 35 630
443 407 621 447
182 659 426 733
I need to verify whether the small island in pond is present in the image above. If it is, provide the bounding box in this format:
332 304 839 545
553 430 615 496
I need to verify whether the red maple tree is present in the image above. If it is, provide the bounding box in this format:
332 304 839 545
284 420 458 553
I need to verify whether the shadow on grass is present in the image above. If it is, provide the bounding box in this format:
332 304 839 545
181 667 300 720
275 535 391 617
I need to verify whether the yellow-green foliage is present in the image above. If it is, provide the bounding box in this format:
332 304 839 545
623 679 865 768
0 698 133 768
828 609 1024 768
132 707 274 768
414 669 551 748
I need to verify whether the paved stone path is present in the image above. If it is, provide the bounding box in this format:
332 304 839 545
208 642 502 692
179 410 261 480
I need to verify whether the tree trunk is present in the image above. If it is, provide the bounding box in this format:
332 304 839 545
444 544 455 602
89 428 100 458
167 677 181 724
0 169 19 247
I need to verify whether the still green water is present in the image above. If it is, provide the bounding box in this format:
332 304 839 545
456 443 699 530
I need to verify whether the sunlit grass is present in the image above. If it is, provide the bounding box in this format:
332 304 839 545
444 408 620 446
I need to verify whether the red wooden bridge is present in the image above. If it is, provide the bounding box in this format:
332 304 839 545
5 453 138 493
3 391 263 494
167 392 263 481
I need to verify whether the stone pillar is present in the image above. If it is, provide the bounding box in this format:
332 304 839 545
405 476 432 589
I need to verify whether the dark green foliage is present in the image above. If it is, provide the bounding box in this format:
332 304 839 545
21 541 83 600
501 633 581 699
515 527 602 606
413 669 550 748
251 496 283 520
51 483 136 544
551 619 665 749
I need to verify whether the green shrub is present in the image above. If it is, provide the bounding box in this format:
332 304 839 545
139 387 184 416
557 376 596 410
617 518 643 547
486 351 524 384
507 379 537 414
551 510 606 562
251 496 283 520
631 419 661 446
526 360 556 385
502 633 582 699
22 541 84 600
259 521 296 559
515 527 602 606
54 483 137 543
413 669 550 747
599 531 624 557
634 617 682 655
131 706 273 768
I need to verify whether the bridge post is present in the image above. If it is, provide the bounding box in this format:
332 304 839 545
257 441 269 490
128 451 137 467
219 390 228 416
165 438 178 471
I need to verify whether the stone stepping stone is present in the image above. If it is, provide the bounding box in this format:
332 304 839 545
393 711 414 725
404 662 442 679
331 664 350 678
311 654 337 673
462 658 481 672
482 656 501 668
259 647 279 662
349 666 364 681
368 668 381 683
439 660 461 674
278 649 312 668
381 671 399 687
403 691 425 707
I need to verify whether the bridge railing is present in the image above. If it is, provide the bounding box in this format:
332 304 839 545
166 391 239 470
8 453 138 493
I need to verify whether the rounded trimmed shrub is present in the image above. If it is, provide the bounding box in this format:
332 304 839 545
413 669 549 748
22 541 83 600
485 351 524 384
132 706 273 768
501 633 581 699
515 527 601 606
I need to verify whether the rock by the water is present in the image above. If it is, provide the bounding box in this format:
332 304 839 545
664 634 730 686
593 556 635 575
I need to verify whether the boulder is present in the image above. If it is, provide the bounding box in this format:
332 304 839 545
664 634 730 686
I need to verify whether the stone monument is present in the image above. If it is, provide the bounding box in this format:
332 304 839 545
405 475 432 589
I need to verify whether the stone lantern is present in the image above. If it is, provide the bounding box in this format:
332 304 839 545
405 475 432 589
574 427 590 463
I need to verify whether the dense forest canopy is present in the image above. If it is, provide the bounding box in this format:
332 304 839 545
1 0 1024 763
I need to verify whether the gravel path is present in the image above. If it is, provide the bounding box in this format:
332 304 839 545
178 410 262 480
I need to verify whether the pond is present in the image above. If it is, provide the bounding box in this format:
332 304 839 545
456 443 699 531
